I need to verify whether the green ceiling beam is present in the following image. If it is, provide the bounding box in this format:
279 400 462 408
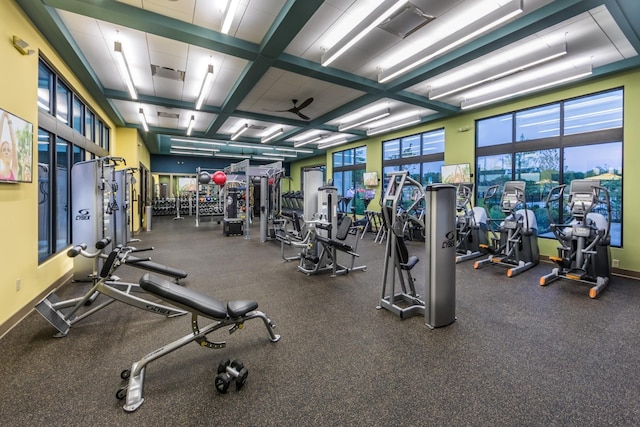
40 0 259 60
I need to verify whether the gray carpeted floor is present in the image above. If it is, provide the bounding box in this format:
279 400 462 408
1 215 639 426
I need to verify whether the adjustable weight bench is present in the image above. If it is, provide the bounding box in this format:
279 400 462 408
117 273 281 412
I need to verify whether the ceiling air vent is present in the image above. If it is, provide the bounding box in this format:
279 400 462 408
378 3 435 39
249 124 267 130
157 111 180 119
151 64 186 81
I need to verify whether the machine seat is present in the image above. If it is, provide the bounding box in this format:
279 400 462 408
139 273 256 319
400 255 419 270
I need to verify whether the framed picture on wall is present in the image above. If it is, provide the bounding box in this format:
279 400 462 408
441 163 471 184
0 108 33 183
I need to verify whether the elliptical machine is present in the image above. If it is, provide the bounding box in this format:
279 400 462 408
474 181 539 277
539 179 612 298
454 183 488 263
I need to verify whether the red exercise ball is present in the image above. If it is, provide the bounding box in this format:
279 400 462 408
212 171 227 186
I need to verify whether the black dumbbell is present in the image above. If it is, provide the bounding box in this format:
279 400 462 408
215 358 248 393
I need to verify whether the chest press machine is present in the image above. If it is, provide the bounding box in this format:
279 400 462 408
539 179 612 298
377 171 456 328
297 185 366 277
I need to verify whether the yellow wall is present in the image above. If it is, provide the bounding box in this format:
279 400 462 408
290 69 640 272
114 127 151 234
0 1 127 331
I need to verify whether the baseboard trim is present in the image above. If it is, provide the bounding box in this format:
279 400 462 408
0 272 73 340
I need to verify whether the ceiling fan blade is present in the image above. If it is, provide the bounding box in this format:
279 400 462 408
298 97 314 109
297 112 310 120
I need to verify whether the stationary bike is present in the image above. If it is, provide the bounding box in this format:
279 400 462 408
454 183 488 263
539 179 612 298
474 181 539 277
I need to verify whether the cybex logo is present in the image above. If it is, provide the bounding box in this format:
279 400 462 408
75 209 90 221
442 230 456 248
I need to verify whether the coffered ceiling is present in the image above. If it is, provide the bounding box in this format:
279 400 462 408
15 0 640 162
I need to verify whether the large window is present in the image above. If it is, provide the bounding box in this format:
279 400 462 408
475 88 623 247
37 58 109 262
333 146 367 215
383 128 445 187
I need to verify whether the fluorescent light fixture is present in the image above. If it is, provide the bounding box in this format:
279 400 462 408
338 109 391 131
222 0 241 34
429 42 568 100
230 123 249 141
170 150 213 157
171 145 219 152
114 41 137 100
261 128 284 143
253 155 285 161
366 116 420 136
261 152 297 158
216 153 251 159
186 115 195 136
195 64 214 110
171 137 227 146
274 147 313 154
461 64 592 110
228 143 258 149
138 108 149 132
294 135 322 148
317 139 348 150
322 0 408 67
378 0 523 83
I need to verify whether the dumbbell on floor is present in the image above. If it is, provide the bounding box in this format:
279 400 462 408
215 358 248 393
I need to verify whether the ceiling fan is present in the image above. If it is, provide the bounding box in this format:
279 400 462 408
265 98 314 120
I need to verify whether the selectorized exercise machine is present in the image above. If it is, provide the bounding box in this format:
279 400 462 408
454 183 488 263
539 179 612 298
116 273 280 412
35 239 188 337
378 171 457 328
474 181 539 277
297 184 366 277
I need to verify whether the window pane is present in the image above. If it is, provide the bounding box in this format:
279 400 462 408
73 145 84 165
514 149 560 236
38 62 52 113
96 121 103 147
400 163 420 209
476 154 512 217
563 142 622 247
333 152 343 168
56 81 70 125
55 138 70 251
355 146 366 164
477 114 512 147
383 139 400 160
38 129 51 262
422 129 444 154
564 90 623 136
85 110 95 141
72 96 84 134
104 127 110 152
401 135 420 158
343 149 354 166
515 104 560 141
422 160 444 185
